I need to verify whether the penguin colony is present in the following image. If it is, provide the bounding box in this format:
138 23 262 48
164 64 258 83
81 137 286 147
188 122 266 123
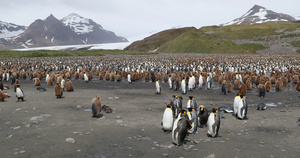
0 54 299 146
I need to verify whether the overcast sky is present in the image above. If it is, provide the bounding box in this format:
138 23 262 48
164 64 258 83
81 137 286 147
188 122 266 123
1 0 299 39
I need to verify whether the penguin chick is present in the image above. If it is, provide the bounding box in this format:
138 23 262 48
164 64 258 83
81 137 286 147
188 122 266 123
54 83 63 98
91 96 102 118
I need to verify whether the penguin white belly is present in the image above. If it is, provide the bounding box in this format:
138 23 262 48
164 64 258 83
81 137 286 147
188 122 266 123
127 74 131 82
236 99 244 119
187 100 191 109
162 108 173 130
172 117 180 144
188 79 193 90
156 82 160 93
199 76 203 88
84 74 89 81
168 78 172 88
233 96 240 115
16 88 24 98
207 113 215 136
46 75 49 82
181 81 186 93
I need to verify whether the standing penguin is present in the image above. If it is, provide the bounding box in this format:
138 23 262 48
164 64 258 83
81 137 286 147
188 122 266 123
161 103 174 132
175 96 183 111
221 81 228 95
54 83 63 98
187 107 198 134
172 111 192 146
91 96 102 118
170 95 179 118
60 76 65 91
84 72 89 82
234 95 248 119
187 96 197 112
207 74 212 90
233 93 241 117
127 74 132 83
198 73 204 89
155 80 162 94
198 105 209 128
258 84 266 97
15 84 25 102
207 108 220 138
181 79 186 94
188 76 193 91
168 76 173 89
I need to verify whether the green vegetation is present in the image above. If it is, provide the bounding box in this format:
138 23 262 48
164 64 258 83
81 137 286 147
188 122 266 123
124 27 196 52
0 49 156 58
291 41 300 47
280 33 300 39
157 29 265 53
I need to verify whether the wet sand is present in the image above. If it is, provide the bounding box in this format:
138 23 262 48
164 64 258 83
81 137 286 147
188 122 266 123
0 77 299 158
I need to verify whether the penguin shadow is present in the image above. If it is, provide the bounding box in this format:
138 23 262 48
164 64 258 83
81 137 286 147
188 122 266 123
92 113 104 118
206 134 222 138
56 96 65 99
162 129 172 133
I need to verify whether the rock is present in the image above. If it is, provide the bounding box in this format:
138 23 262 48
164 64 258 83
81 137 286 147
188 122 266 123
115 116 121 119
77 105 82 109
206 154 216 158
116 119 123 124
65 137 76 144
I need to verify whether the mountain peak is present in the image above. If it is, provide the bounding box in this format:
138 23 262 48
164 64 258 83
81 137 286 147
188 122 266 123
221 5 296 26
45 14 59 22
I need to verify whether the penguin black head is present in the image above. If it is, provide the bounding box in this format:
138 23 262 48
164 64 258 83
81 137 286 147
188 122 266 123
172 95 176 98
188 107 194 111
199 105 204 111
165 103 172 108
211 108 218 113
188 96 194 99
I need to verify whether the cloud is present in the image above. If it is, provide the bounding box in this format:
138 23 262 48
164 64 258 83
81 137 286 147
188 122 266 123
0 0 299 39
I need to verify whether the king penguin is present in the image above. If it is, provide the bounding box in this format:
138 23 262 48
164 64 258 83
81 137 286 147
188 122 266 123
127 73 132 83
198 105 209 128
198 73 204 89
161 103 174 132
172 109 192 146
155 80 162 94
233 93 241 117
187 107 198 134
181 79 186 94
207 74 212 90
15 84 25 102
234 94 248 119
84 72 89 82
168 75 173 89
207 108 220 138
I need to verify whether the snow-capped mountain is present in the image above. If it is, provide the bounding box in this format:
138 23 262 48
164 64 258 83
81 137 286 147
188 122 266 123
0 14 128 50
0 21 27 38
61 13 98 35
221 5 297 26
61 13 128 44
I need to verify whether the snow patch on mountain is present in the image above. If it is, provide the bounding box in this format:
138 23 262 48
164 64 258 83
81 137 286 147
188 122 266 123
61 13 99 34
0 21 27 38
221 5 296 26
